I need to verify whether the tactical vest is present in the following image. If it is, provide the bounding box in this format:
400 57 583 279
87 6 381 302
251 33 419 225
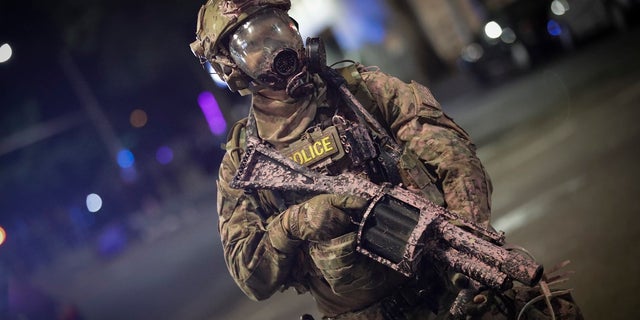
224 63 445 208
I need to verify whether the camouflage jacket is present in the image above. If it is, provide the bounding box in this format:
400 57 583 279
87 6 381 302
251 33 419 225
216 64 493 317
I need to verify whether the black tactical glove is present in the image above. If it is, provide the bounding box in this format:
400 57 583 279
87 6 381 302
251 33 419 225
282 194 367 241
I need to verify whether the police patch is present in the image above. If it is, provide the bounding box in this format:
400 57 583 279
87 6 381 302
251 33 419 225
283 126 345 167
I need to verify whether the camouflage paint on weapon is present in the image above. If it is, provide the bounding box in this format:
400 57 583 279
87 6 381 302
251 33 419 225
230 135 544 293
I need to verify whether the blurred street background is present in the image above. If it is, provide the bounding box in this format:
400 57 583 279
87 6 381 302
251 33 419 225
1 0 639 319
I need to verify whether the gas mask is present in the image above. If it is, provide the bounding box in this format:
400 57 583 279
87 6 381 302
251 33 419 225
228 8 318 98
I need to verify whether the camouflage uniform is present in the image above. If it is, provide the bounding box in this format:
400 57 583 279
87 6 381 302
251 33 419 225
192 1 582 319
216 64 493 318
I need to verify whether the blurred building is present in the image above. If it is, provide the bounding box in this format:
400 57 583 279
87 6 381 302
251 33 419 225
405 0 484 66
288 0 499 83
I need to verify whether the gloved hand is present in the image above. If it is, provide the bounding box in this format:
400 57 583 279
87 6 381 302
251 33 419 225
282 194 368 241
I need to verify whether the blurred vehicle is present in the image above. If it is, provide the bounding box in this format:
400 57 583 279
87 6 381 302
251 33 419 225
459 0 562 84
458 30 532 84
547 0 640 49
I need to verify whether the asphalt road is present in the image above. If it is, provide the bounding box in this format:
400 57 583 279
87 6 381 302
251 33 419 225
30 26 640 320
449 27 640 319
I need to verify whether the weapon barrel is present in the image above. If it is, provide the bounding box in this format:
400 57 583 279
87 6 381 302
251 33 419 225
436 247 510 290
437 219 543 287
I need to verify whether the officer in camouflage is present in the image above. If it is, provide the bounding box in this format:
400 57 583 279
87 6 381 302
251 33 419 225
189 1 582 319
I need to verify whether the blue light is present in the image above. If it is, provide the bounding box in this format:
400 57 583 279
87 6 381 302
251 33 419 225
117 149 135 168
547 19 562 36
335 0 387 51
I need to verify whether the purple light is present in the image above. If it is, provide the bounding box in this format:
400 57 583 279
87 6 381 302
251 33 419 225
156 146 174 165
197 91 227 136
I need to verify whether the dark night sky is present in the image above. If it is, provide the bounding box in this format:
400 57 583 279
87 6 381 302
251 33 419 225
0 1 234 221
2 0 206 120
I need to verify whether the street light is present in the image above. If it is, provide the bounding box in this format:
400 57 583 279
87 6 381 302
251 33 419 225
0 43 12 63
0 226 6 247
484 21 503 39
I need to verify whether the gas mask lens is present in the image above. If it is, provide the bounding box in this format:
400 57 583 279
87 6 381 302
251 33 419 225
228 9 304 90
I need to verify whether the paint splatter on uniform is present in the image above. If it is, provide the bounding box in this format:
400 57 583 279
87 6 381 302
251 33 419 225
216 65 493 317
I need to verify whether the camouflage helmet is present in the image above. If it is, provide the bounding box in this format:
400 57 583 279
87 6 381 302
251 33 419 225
189 0 292 92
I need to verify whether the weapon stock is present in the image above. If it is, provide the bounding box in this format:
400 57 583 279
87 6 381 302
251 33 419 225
230 136 544 291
